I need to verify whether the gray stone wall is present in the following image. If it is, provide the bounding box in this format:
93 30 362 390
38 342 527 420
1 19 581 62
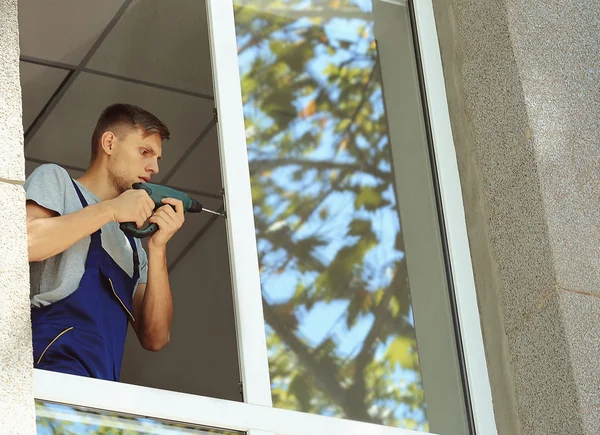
433 0 600 433
0 0 36 433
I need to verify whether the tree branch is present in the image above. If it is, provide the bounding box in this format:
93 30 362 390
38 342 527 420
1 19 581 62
255 170 351 278
263 298 376 423
250 157 391 183
349 240 413 401
254 215 327 274
266 6 371 21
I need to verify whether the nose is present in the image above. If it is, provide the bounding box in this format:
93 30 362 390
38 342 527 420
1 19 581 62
148 158 159 175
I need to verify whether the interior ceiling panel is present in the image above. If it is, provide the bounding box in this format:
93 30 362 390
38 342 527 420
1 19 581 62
165 125 222 195
25 72 215 182
18 0 125 65
19 62 69 132
87 0 213 96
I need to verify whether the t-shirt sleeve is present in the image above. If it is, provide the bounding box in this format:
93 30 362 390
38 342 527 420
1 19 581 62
136 241 149 286
24 164 70 216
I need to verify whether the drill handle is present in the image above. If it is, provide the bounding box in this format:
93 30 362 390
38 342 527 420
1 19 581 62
120 183 161 238
120 222 159 239
120 182 206 238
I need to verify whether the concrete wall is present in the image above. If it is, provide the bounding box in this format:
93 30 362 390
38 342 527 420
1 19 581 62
0 0 36 433
433 0 600 434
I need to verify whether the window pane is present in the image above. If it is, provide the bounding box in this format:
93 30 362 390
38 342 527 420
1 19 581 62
35 401 241 435
232 1 469 433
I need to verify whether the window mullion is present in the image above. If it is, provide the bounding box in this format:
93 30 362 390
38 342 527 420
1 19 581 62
205 0 272 406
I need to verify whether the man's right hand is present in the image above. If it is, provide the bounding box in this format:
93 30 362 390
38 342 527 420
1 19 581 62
107 189 155 228
27 188 156 262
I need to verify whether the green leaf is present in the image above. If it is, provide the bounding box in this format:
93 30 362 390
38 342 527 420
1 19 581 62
386 336 418 370
389 295 401 317
348 218 372 237
292 169 304 181
355 186 389 211
289 374 311 411
335 118 352 133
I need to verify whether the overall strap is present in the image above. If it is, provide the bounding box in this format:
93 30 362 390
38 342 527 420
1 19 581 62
69 178 89 208
69 178 138 279
125 235 140 280
69 178 102 250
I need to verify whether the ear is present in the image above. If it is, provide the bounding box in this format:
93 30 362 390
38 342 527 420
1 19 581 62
100 131 116 156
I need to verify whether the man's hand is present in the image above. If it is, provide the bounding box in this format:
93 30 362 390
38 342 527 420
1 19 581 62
106 189 155 228
147 198 185 248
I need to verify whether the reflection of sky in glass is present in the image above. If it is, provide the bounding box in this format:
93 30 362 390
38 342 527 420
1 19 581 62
235 0 428 430
35 401 238 435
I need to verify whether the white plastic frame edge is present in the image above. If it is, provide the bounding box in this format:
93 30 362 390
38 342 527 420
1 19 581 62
205 0 272 406
34 370 435 435
411 0 499 433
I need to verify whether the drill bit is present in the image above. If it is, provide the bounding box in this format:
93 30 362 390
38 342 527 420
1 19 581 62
203 207 226 218
188 198 226 218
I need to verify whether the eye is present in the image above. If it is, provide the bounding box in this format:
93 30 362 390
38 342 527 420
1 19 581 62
140 149 148 155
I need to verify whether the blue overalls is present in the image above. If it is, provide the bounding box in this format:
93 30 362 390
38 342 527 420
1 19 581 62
31 179 138 381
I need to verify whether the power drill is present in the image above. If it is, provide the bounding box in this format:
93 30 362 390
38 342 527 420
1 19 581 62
120 182 226 238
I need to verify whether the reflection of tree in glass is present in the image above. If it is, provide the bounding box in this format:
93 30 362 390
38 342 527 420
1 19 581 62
235 0 428 430
35 401 239 435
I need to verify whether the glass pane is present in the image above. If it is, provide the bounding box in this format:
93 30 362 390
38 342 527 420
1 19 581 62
36 401 241 435
231 1 469 433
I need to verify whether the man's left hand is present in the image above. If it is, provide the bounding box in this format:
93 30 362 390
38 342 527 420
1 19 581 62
148 198 185 248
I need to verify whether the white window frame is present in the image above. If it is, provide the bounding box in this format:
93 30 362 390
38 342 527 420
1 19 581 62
35 370 429 435
32 1 496 434
205 0 272 407
411 1 497 433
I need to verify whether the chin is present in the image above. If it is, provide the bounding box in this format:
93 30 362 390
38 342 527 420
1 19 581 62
121 181 135 192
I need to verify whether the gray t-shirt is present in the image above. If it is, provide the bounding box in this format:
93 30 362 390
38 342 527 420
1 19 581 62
25 164 148 307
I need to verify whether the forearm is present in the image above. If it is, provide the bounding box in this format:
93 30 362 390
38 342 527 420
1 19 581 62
137 244 173 351
27 202 113 262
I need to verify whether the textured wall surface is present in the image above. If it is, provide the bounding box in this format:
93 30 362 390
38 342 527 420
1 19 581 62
504 3 600 433
0 0 36 433
433 0 599 433
0 0 25 182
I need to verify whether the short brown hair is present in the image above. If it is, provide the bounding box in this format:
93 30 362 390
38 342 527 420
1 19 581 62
90 104 170 161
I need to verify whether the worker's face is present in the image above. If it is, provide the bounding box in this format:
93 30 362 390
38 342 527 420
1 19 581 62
107 128 163 193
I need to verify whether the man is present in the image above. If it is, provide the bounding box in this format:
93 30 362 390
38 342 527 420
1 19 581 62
25 103 183 381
